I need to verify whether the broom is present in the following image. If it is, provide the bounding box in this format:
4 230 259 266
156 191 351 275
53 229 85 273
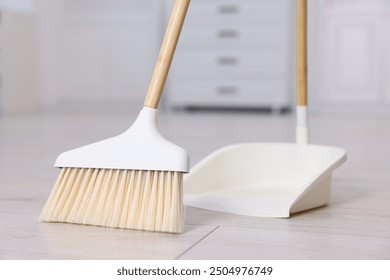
40 0 191 234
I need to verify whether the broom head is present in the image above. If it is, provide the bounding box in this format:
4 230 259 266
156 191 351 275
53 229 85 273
40 107 189 233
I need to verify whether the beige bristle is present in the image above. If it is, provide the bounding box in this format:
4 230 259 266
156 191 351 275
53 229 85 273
40 168 184 234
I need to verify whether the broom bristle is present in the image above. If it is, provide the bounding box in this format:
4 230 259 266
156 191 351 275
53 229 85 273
40 168 184 233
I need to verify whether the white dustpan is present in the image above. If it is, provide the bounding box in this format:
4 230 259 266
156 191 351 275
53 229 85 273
184 142 346 217
183 0 347 218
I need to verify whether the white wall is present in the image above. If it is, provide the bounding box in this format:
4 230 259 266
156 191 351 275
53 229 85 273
0 10 40 115
0 0 34 13
37 0 162 108
1 0 162 115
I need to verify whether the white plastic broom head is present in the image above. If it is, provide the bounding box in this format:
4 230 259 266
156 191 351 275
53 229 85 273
55 106 189 172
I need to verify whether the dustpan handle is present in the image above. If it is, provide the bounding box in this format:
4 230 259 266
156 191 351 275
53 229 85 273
297 0 307 106
296 0 309 144
144 0 191 109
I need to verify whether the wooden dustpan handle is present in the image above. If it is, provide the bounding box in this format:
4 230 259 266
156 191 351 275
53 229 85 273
297 0 308 106
144 0 191 109
296 0 309 145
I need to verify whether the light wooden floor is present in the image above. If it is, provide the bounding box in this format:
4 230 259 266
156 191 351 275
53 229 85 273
0 106 389 259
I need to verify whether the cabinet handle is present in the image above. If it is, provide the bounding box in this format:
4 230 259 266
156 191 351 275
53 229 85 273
217 29 240 39
216 86 239 95
217 56 239 66
218 5 240 14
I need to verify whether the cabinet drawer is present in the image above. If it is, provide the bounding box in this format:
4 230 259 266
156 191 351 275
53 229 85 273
185 0 290 25
173 49 288 78
180 23 287 48
169 79 290 106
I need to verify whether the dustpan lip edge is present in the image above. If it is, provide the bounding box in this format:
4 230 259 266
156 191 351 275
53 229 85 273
189 142 347 171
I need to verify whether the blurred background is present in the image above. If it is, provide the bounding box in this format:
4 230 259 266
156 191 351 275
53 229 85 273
1 0 389 116
1 0 390 260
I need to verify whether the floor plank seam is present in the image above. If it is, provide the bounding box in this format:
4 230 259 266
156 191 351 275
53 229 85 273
174 226 220 260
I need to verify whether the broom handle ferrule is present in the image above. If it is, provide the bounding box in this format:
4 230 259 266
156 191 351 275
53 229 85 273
144 0 190 109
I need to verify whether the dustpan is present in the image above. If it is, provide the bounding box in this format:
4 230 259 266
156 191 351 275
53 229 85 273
183 0 347 218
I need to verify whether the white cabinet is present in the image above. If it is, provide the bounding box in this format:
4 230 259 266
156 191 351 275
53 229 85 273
166 0 293 110
313 0 390 108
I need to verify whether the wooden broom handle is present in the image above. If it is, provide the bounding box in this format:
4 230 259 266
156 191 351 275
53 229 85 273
296 0 308 106
144 0 190 108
